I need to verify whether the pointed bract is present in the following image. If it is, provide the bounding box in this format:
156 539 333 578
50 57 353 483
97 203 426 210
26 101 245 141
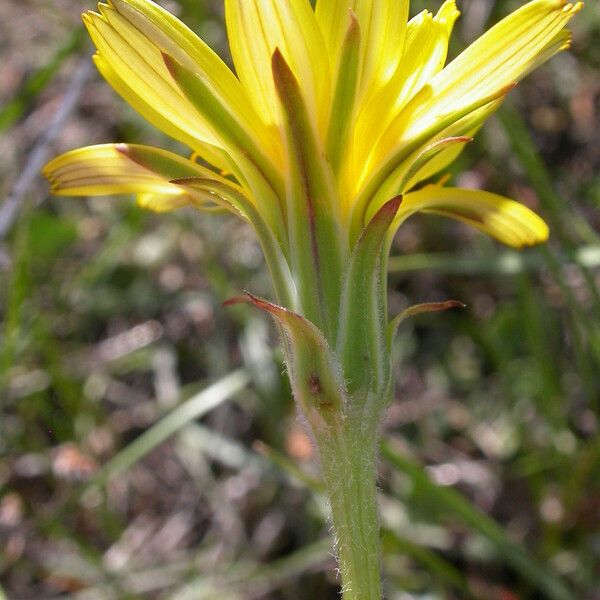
232 293 347 431
387 300 466 349
271 48 344 336
337 196 402 396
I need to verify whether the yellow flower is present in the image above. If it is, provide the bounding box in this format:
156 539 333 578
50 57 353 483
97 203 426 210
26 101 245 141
41 7 583 590
44 0 581 310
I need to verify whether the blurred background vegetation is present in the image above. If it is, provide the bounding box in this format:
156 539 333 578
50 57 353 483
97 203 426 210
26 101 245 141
1 0 600 598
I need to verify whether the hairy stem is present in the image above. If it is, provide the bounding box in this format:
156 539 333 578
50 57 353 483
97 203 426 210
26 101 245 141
316 412 382 600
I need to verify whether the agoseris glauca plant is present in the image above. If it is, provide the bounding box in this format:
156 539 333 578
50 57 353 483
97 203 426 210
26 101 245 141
44 1 582 597
44 0 582 307
43 0 583 402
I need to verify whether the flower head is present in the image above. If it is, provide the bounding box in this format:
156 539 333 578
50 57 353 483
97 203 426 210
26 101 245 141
44 0 581 325
42 6 584 593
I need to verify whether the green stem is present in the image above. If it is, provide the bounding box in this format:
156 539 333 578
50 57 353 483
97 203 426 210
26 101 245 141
316 414 382 600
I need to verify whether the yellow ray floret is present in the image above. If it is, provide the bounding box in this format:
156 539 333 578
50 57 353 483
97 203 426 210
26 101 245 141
43 0 581 255
92 53 229 172
84 0 283 182
42 143 241 212
84 8 222 159
316 0 410 99
385 0 582 149
353 0 459 177
397 186 550 248
107 0 276 155
225 0 330 131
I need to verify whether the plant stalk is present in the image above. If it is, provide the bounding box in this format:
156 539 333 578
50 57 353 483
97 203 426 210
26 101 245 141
316 413 382 600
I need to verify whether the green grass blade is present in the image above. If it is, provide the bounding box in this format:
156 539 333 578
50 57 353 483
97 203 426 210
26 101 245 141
383 529 479 599
497 104 600 336
90 369 250 486
169 538 332 600
0 213 31 392
497 104 598 246
381 440 577 600
0 29 87 132
388 245 600 276
253 440 326 493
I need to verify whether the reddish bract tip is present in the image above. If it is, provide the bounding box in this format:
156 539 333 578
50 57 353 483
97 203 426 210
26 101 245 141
364 195 403 232
243 291 289 316
425 300 466 311
162 51 178 78
378 195 403 218
222 295 250 308
223 292 289 317
170 177 204 186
